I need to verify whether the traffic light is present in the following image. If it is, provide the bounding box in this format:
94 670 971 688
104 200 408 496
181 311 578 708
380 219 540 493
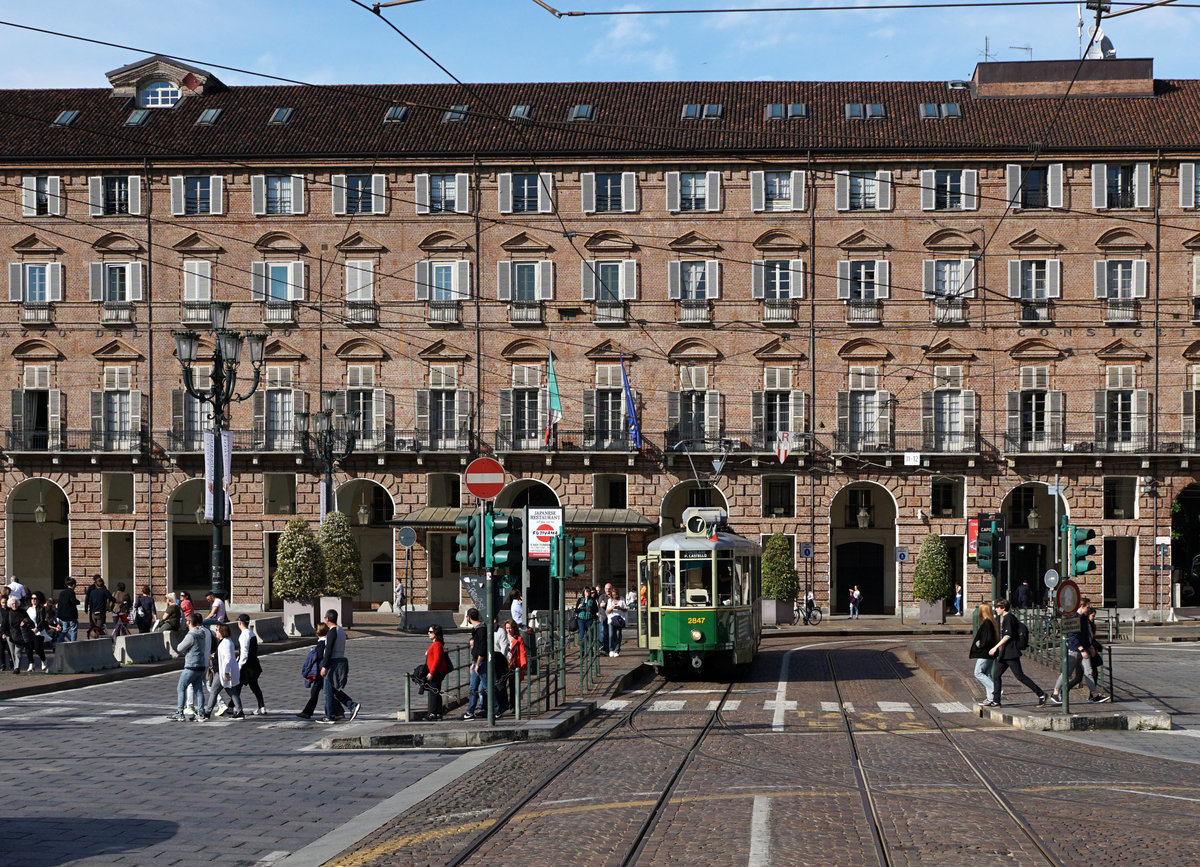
454 514 481 569
977 529 997 575
565 534 586 577
549 530 562 580
1067 525 1097 577
489 510 522 573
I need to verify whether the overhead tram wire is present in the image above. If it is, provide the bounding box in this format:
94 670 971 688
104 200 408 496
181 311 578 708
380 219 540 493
553 0 1200 13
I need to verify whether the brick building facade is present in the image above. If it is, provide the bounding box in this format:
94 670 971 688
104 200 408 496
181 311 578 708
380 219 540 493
2 54 1198 615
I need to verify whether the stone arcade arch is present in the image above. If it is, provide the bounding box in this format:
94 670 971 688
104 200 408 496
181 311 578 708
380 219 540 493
335 479 397 606
659 480 729 536
166 478 229 601
5 478 70 597
828 481 896 615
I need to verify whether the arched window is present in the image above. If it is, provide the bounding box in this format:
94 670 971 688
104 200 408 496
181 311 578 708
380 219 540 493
138 80 181 108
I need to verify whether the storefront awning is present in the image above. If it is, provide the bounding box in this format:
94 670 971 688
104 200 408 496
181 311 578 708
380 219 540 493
395 507 655 531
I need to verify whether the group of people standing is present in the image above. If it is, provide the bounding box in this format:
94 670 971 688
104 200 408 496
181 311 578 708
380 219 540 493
574 583 630 657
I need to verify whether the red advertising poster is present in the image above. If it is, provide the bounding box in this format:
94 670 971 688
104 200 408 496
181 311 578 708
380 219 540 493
967 517 979 561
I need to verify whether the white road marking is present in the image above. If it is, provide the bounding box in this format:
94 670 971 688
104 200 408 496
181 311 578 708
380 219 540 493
764 700 797 720
708 700 741 711
773 638 910 732
601 699 631 711
1110 788 1200 803
878 701 913 713
933 702 973 714
820 701 840 713
748 795 771 866
650 700 687 712
253 851 290 866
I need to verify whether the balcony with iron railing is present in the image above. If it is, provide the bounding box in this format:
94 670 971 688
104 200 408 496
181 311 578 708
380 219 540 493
101 301 134 326
20 302 53 326
593 300 627 325
426 300 461 326
1105 298 1140 324
677 298 711 325
1000 420 1156 454
845 298 882 325
761 298 796 324
392 428 474 453
1019 299 1054 324
344 300 378 326
665 427 815 454
263 301 296 326
548 428 637 452
932 297 967 324
6 429 143 454
833 427 980 454
180 301 212 325
166 428 204 452
509 301 543 325
494 427 550 452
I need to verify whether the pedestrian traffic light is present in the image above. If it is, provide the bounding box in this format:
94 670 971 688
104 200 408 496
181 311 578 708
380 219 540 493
977 529 997 575
489 511 522 572
454 514 481 569
565 534 586 577
1068 525 1097 577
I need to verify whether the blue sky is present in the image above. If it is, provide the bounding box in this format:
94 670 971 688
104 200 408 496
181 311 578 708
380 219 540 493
0 1 1196 88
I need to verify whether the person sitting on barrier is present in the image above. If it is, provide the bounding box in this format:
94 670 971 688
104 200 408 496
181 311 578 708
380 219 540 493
201 592 227 627
153 593 181 633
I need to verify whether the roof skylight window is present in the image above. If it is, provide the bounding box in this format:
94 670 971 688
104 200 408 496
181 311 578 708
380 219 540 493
509 104 532 120
703 103 724 119
866 103 886 118
52 109 80 127
383 106 408 124
845 103 864 119
125 109 151 126
443 105 469 122
920 102 962 119
195 108 223 126
568 104 595 121
765 103 785 120
268 107 294 125
788 103 808 119
681 103 701 120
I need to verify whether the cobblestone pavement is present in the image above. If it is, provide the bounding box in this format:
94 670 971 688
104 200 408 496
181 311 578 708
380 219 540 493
0 634 466 867
335 635 1200 867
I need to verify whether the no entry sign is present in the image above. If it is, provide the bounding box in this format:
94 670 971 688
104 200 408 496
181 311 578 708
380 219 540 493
463 457 505 500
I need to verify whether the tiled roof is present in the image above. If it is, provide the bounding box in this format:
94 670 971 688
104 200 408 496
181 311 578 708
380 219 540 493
0 78 1197 162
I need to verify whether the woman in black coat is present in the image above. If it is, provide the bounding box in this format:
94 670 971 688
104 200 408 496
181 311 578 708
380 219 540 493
20 592 47 672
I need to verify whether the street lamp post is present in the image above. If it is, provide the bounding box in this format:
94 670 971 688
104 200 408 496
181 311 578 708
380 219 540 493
297 390 361 519
174 302 267 601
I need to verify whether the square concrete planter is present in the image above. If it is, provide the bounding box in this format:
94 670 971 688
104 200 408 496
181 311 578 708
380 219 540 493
319 596 354 630
919 599 947 625
761 598 794 627
282 599 318 636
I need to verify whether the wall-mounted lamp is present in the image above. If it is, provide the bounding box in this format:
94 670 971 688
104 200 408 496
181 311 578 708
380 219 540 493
1027 507 1040 531
34 482 47 525
856 505 871 529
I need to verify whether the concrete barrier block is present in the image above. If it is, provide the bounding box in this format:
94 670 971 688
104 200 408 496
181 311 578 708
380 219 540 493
48 638 119 674
114 632 173 664
164 628 187 657
401 610 458 632
287 613 315 637
251 616 288 643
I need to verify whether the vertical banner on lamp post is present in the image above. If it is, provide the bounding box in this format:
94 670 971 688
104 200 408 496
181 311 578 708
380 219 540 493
203 431 234 521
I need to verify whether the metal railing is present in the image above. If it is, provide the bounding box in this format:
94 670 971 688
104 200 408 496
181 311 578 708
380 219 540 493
180 301 211 325
1018 606 1116 708
553 427 636 452
1019 299 1054 323
933 297 967 324
426 300 461 325
509 301 543 325
677 298 711 325
263 301 296 325
495 427 549 452
6 429 143 453
762 298 796 324
344 300 378 325
1105 298 1140 323
593 300 627 325
101 301 134 325
845 298 882 324
21 302 52 325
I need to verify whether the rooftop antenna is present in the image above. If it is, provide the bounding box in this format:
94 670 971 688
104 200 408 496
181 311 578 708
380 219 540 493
1010 44 1033 61
1077 3 1084 57
978 36 996 63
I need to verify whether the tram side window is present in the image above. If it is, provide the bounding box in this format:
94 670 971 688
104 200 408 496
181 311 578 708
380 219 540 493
733 556 747 605
717 558 734 605
645 559 660 608
661 562 677 606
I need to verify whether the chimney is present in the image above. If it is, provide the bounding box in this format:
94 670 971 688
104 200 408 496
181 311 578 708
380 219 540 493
972 58 1154 99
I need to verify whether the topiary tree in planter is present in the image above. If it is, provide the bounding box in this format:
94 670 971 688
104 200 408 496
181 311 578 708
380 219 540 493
761 532 800 626
274 516 324 634
318 510 363 627
913 533 953 624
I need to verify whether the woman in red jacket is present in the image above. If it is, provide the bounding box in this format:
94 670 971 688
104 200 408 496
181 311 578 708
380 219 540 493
424 624 452 721
504 619 527 716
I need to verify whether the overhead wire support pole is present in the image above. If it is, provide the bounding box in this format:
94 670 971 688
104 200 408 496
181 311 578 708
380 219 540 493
1105 0 1178 15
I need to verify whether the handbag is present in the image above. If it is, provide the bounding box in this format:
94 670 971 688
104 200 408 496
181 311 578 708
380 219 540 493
612 614 626 630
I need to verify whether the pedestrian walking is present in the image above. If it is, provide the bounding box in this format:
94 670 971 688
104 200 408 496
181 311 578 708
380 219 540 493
1087 607 1105 689
421 624 451 721
57 578 79 642
112 583 132 619
296 623 329 720
22 592 48 672
492 619 511 715
605 587 629 657
2 596 27 673
575 587 598 649
1015 580 1033 610
969 602 999 702
953 584 963 616
317 610 359 724
987 599 1048 708
168 613 210 721
504 618 527 714
84 576 113 635
462 608 490 720
1049 598 1109 704
133 585 156 633
236 614 267 715
200 623 244 721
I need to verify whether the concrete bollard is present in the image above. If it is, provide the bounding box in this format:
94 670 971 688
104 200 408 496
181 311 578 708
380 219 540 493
48 637 120 674
287 612 316 637
250 616 288 643
113 632 173 664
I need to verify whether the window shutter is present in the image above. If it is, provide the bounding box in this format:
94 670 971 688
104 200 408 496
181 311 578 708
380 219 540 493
130 390 142 440
706 260 721 299
1193 255 1200 297
537 260 554 300
383 390 395 437
456 390 473 443
46 176 62 216
498 388 513 441
836 391 850 442
789 260 805 299
331 174 347 215
1047 260 1061 298
47 389 62 449
1093 390 1107 443
834 171 850 211
920 169 936 210
876 391 892 443
90 390 104 448
1133 259 1148 298
10 390 23 437
344 261 366 301
790 170 805 211
666 390 681 432
1006 164 1021 208
667 261 682 300
89 262 103 301
21 176 36 216
1182 163 1197 209
1135 162 1151 209
705 171 721 212
920 390 935 447
622 172 637 212
170 176 185 216
538 172 554 213
707 391 724 438
582 389 597 446
497 173 513 213
8 264 21 302
455 173 471 214
250 262 267 302
962 390 977 442
291 174 306 214
414 174 430 214
1092 163 1107 209
789 390 806 437
48 263 61 301
1006 390 1021 445
1094 261 1108 299
415 389 430 445
837 260 851 300
580 260 596 301
875 260 890 299
1047 390 1064 442
251 392 266 449
922 260 936 299
875 170 892 210
581 172 596 213
497 261 512 301
750 171 765 212
621 260 637 300
128 262 143 301
1007 260 1022 298
88 176 103 216
751 261 765 299
454 260 470 301
414 261 430 301
171 390 185 435
751 390 764 440
210 176 223 214
250 175 266 215
960 259 976 298
127 176 141 215
1048 163 1064 209
1183 392 1196 441
1134 389 1151 443
289 262 305 301
962 169 978 210
371 174 387 213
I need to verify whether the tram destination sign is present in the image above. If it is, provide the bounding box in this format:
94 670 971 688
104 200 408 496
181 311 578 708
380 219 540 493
680 550 711 560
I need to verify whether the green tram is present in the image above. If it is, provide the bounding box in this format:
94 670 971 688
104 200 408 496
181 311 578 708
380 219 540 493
636 508 763 676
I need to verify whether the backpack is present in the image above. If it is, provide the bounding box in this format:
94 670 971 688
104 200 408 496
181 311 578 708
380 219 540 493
302 645 322 686
1015 617 1030 652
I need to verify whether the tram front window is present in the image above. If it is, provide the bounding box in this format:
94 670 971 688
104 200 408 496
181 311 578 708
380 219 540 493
682 561 713 606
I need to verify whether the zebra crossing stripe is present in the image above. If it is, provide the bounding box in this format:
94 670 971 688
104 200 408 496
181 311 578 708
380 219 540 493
877 701 914 713
708 700 741 711
650 700 687 712
933 702 972 714
601 699 631 711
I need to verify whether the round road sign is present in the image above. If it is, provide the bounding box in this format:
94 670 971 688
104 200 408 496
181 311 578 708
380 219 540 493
1056 579 1080 615
1043 568 1060 590
463 457 505 500
397 526 417 548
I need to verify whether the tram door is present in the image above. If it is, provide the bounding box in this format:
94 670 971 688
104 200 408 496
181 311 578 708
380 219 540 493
637 555 663 651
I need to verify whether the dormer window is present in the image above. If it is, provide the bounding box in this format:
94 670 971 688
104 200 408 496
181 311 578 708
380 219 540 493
568 104 595 122
383 105 408 123
509 104 532 120
125 109 150 127
52 110 80 128
138 80 181 108
268 108 295 125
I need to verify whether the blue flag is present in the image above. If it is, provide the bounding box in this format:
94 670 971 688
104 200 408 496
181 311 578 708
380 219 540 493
620 353 642 449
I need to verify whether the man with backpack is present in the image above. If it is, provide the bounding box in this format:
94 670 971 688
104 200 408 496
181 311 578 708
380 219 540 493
987 598 1048 709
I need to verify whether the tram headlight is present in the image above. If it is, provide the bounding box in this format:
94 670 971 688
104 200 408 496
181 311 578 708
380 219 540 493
690 629 704 642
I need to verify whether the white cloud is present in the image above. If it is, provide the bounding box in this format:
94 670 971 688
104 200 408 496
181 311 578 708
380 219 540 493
584 5 678 78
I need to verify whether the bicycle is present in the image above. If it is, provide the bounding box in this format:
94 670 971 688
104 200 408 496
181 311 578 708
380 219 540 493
793 599 823 626
85 612 107 640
